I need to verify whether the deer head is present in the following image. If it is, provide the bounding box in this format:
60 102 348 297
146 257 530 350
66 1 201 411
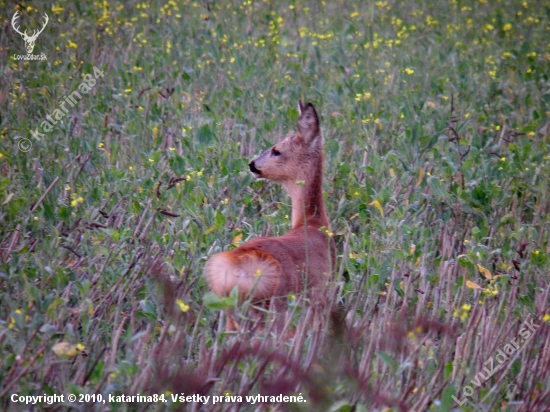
249 101 322 184
249 101 327 228
12 11 49 54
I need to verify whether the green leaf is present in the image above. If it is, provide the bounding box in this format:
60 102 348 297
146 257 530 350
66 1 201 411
328 400 353 412
58 207 70 222
203 292 234 311
457 256 474 269
46 299 66 318
444 361 453 380
394 279 404 298
427 176 447 199
229 286 239 303
376 351 396 371
440 385 455 412
43 202 55 222
198 124 213 145
215 211 226 228
24 282 41 303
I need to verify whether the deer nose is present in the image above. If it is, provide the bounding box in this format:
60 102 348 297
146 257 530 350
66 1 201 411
249 161 261 176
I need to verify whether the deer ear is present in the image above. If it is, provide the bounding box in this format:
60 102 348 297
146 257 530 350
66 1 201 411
297 102 320 145
298 100 305 116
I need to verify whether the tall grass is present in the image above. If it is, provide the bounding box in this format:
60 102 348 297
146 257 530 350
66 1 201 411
1 0 549 410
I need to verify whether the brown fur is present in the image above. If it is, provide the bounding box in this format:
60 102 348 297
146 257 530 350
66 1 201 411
204 101 335 329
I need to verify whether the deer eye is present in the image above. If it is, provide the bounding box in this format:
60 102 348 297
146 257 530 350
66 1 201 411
271 148 281 157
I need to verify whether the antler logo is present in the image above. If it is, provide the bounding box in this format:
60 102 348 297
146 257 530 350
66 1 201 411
11 11 49 55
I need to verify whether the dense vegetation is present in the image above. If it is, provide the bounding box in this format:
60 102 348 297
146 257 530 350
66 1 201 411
1 0 549 410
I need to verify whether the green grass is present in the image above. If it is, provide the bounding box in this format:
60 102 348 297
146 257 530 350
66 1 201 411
1 0 550 410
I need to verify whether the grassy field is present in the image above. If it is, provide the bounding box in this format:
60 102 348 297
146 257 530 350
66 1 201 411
1 0 550 410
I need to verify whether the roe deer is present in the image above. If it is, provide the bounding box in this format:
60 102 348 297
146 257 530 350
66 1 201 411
204 101 335 330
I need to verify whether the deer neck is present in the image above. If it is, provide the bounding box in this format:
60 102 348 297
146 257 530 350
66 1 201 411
282 155 328 229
